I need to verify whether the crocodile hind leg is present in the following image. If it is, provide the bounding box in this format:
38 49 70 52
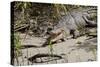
70 29 79 39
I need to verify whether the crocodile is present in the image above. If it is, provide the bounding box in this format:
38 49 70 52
42 7 97 46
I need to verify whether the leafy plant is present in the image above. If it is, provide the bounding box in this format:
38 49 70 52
14 33 22 65
14 33 21 53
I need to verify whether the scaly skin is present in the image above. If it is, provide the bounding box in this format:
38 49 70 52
42 8 97 45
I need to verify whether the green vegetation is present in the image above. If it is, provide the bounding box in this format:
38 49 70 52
14 33 22 65
14 33 21 56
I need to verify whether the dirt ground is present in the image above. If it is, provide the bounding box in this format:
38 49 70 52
14 33 97 66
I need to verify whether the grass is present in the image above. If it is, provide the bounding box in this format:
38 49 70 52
14 33 21 54
48 39 53 56
14 33 22 65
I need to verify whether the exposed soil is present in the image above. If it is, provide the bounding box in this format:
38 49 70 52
14 33 97 66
